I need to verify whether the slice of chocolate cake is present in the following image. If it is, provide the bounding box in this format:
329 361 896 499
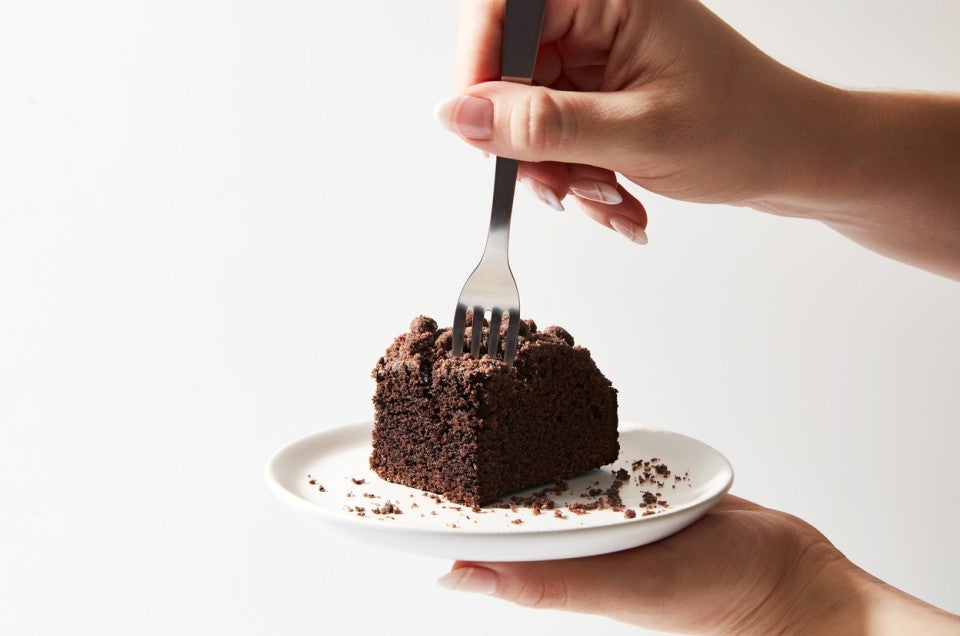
370 315 619 506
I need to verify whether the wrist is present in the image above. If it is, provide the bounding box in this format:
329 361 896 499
751 548 960 635
747 82 960 279
742 73 863 221
777 553 873 635
735 539 862 635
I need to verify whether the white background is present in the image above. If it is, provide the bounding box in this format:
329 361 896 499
2 1 959 634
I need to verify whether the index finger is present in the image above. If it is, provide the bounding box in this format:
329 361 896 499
454 0 502 90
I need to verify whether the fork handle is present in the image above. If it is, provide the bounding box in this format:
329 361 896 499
481 0 546 260
501 0 546 84
482 157 520 259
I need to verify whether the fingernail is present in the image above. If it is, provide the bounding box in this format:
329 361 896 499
569 179 623 205
434 96 494 140
610 216 648 245
521 177 564 211
437 567 499 595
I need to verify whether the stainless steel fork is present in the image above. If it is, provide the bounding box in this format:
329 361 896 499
451 0 546 366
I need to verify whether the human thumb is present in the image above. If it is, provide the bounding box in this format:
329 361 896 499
434 81 638 167
436 551 669 621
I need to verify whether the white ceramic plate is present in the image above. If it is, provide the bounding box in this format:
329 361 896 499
265 422 733 561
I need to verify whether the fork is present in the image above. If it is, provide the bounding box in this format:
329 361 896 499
451 0 546 366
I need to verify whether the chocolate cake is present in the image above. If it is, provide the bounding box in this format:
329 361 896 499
370 315 619 506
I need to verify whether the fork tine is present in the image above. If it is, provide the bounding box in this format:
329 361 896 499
470 306 484 357
451 303 467 356
503 309 521 365
487 309 503 358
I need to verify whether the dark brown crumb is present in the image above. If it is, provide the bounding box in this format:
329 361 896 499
307 476 326 492
371 502 402 515
624 509 637 519
351 478 366 485
553 510 565 519
605 483 624 509
511 518 523 525
569 500 601 512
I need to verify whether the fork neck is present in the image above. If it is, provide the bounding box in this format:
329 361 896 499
481 156 519 261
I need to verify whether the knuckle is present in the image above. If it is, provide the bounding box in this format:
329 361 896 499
510 87 566 159
509 576 569 610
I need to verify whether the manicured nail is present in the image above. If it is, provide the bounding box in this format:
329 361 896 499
610 216 648 245
434 96 494 140
437 567 499 595
521 177 564 211
569 179 623 205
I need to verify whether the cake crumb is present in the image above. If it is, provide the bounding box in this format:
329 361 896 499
372 502 402 515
